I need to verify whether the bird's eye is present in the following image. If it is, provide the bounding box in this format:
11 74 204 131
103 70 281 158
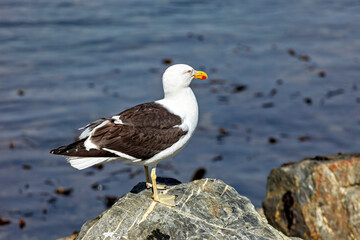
187 70 192 73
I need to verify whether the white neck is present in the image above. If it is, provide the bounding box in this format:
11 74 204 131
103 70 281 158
156 87 198 132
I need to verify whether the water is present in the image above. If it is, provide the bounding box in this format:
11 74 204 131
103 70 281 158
1 0 359 239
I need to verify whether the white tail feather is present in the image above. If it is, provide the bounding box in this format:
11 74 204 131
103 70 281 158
67 157 117 170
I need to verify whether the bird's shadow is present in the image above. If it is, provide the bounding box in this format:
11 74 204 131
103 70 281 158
130 177 182 194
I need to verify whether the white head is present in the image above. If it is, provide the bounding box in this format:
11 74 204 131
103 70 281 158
162 64 208 97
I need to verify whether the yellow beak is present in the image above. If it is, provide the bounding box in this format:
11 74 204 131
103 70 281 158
193 70 208 80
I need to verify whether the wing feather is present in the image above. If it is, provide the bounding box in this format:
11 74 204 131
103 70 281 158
91 102 188 159
51 102 188 161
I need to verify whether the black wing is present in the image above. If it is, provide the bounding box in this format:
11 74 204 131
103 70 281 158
51 102 188 160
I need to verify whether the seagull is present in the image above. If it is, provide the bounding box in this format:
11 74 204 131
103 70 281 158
50 64 208 206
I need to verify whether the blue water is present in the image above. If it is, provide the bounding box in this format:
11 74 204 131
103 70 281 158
1 0 360 239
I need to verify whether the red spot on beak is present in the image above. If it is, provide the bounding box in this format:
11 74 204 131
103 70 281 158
193 70 208 80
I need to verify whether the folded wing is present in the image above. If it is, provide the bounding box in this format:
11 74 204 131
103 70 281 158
50 102 188 161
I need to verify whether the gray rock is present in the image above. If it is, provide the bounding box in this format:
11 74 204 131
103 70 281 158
76 178 293 240
263 153 360 240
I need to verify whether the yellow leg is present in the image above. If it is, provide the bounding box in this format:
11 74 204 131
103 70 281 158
145 166 167 190
151 167 176 207
151 167 159 201
144 166 151 188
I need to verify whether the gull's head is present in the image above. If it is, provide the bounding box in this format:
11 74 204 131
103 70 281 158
162 64 208 95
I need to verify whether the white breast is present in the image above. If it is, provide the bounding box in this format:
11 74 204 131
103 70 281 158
140 87 199 166
156 87 199 133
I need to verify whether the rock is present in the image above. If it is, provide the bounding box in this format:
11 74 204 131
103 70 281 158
56 232 78 240
76 178 293 240
263 153 360 240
